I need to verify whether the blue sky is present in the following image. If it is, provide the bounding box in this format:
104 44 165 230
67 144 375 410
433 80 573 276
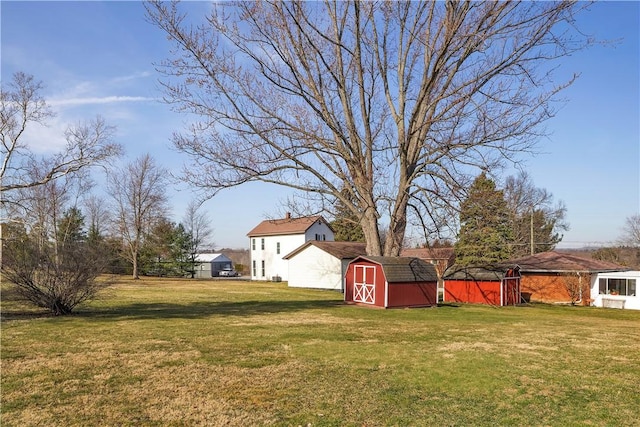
2 1 639 250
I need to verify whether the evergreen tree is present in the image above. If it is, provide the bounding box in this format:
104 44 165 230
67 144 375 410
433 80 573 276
331 190 365 242
56 207 86 246
140 218 176 276
171 223 194 276
455 173 513 265
140 219 193 277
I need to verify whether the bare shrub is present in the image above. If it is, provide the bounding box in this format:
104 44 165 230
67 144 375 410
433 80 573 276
2 236 112 316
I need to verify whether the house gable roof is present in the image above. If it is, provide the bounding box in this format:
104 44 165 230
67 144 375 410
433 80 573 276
509 251 629 274
283 241 367 260
247 215 332 237
351 256 439 283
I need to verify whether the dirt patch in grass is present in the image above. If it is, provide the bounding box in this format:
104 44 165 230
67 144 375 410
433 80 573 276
438 341 495 352
227 311 353 327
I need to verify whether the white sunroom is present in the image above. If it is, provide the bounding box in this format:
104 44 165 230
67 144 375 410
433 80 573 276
591 270 640 310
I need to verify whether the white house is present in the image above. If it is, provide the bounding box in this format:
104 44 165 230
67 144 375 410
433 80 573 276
591 270 639 310
284 241 367 290
246 213 335 281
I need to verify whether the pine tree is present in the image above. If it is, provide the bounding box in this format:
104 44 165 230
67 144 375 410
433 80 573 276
56 207 86 246
455 173 513 265
331 191 365 242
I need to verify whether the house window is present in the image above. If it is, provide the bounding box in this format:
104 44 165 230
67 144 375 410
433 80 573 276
599 278 636 296
277 242 280 254
252 239 256 250
252 260 256 277
315 233 319 240
261 260 265 277
322 234 326 241
261 238 265 250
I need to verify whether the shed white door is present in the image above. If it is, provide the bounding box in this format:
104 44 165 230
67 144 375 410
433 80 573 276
353 265 376 304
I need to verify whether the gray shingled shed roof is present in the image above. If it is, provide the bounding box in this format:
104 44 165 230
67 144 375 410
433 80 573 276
352 256 438 283
444 264 518 281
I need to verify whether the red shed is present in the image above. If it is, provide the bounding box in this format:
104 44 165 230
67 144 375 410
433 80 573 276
344 256 438 308
443 265 521 306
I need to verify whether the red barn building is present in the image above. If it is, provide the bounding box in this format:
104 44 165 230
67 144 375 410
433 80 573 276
443 265 521 306
344 256 438 308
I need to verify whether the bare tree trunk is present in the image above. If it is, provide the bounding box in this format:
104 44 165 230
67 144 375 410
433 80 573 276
361 205 382 256
108 154 168 280
132 249 139 280
384 192 410 257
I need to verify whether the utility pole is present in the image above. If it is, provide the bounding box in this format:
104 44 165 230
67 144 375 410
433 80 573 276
530 209 534 255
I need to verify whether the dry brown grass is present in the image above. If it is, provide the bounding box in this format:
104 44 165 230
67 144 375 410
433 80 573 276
2 278 640 426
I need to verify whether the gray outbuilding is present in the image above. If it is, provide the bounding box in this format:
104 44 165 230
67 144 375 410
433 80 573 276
195 253 236 278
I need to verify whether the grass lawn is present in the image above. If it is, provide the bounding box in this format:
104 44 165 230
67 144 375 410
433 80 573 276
2 278 639 426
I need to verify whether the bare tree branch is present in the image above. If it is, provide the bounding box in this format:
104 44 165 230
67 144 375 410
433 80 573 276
618 214 640 247
146 0 590 256
1 72 122 194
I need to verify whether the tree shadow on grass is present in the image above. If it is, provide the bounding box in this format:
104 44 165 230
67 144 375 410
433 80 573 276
76 299 346 320
0 285 55 321
2 300 345 321
1 283 345 321
436 303 462 308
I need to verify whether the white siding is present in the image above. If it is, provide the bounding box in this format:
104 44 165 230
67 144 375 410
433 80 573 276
303 220 335 242
266 234 306 281
249 234 308 281
288 245 343 290
591 271 640 310
249 218 334 282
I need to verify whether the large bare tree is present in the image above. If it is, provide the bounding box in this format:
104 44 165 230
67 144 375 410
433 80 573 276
108 154 169 279
147 0 589 256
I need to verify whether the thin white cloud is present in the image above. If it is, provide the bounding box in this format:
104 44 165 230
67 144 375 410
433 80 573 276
110 71 153 84
48 95 156 107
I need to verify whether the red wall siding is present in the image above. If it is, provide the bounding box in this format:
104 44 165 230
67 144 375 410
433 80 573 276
445 280 502 305
374 267 386 307
344 264 357 302
387 282 437 308
346 260 437 308
344 263 356 302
